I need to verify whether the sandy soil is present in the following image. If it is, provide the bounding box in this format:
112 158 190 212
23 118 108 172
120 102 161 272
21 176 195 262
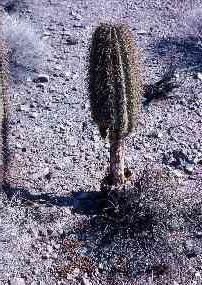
0 0 202 284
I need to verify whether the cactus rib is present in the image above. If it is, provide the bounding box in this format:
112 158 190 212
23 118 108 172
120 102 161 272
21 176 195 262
88 23 142 184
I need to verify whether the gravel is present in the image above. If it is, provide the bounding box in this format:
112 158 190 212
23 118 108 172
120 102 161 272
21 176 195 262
0 0 202 284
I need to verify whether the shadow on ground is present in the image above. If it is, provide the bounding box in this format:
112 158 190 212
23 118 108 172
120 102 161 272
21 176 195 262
143 68 178 106
73 170 202 284
153 36 202 73
2 169 202 284
2 182 108 214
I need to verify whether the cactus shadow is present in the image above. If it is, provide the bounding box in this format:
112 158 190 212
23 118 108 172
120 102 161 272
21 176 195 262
2 182 108 215
143 68 178 106
72 169 202 282
2 183 73 207
153 36 202 72
73 177 171 281
143 35 202 105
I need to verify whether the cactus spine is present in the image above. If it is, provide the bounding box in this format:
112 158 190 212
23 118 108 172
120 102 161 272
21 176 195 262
88 23 142 185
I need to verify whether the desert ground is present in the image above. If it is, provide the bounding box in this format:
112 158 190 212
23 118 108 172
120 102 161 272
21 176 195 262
0 0 202 284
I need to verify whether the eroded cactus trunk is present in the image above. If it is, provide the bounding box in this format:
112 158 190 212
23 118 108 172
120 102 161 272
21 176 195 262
88 23 142 185
109 131 125 184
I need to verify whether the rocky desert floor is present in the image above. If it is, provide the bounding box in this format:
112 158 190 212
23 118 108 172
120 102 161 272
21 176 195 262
0 0 202 284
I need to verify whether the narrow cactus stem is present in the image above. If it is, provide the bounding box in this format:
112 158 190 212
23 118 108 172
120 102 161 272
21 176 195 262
109 131 125 185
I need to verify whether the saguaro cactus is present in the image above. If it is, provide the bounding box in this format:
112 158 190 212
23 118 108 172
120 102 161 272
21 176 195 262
88 23 142 185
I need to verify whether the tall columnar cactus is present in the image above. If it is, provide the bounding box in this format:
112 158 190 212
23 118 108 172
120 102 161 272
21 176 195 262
0 41 9 187
88 23 142 185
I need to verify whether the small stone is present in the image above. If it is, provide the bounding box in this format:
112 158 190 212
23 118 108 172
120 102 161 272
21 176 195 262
10 277 26 285
143 153 153 160
174 72 180 79
98 263 104 270
70 10 82 20
19 104 30 112
184 163 195 174
172 169 183 178
195 231 202 238
184 239 198 257
195 272 201 278
66 36 79 45
185 239 194 251
52 242 60 250
82 276 92 285
33 74 49 83
15 143 22 149
47 244 53 253
148 130 162 139
29 112 38 118
36 83 45 89
157 131 163 138
137 30 147 35
26 77 32 82
64 71 71 78
196 73 202 80
73 267 80 276
179 98 186 105
73 24 85 28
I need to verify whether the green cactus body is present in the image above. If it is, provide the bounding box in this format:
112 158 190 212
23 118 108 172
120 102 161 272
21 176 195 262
88 23 142 185
89 23 142 139
0 41 9 187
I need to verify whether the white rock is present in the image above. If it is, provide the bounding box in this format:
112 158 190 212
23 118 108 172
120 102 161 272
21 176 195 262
73 267 80 276
195 271 201 278
43 167 50 176
172 169 183 178
82 276 92 285
137 30 147 35
197 73 202 80
185 163 195 174
34 74 49 83
20 104 30 112
47 244 53 253
10 277 26 285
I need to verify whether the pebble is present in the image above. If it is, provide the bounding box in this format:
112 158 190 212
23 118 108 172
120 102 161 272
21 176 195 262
70 10 82 20
195 231 202 238
147 129 163 139
47 244 53 253
196 73 202 81
184 239 199 257
73 267 80 277
33 74 49 83
171 169 184 178
82 276 92 285
184 239 194 251
184 163 195 174
195 272 201 278
66 36 79 45
174 72 180 79
19 104 30 112
137 30 148 35
29 112 38 119
10 277 26 285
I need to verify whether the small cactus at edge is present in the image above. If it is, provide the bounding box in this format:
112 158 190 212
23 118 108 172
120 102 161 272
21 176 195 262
0 39 9 186
88 23 142 185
